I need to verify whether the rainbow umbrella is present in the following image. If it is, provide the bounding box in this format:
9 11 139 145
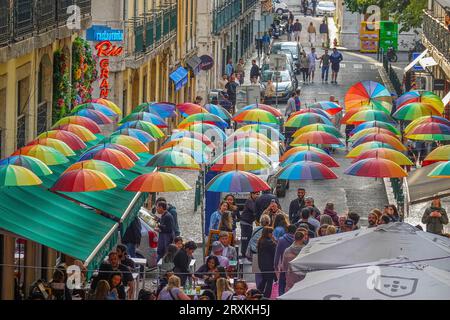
52 116 101 134
352 148 414 166
64 160 124 180
78 148 135 169
206 170 271 192
88 143 139 161
72 102 118 117
0 164 42 186
233 109 280 125
176 102 208 116
340 106 389 124
27 138 75 157
72 109 113 125
12 145 69 165
204 104 232 120
162 146 209 165
180 123 227 141
393 102 441 121
37 130 87 151
217 147 273 165
210 151 271 172
227 137 278 156
281 150 339 167
428 161 450 178
351 133 406 151
160 138 213 155
346 109 395 125
179 113 229 129
119 112 168 128
0 156 52 176
53 124 97 142
146 149 199 170
288 108 332 120
237 104 283 117
346 142 398 158
169 131 215 148
91 98 122 115
344 158 408 178
125 171 192 192
309 101 343 115
135 102 177 118
226 131 274 147
396 90 444 113
103 135 149 153
405 123 450 141
118 120 165 139
350 121 400 136
236 124 285 140
285 113 333 128
404 116 450 134
280 145 327 161
345 81 393 113
277 161 338 180
293 124 343 138
291 131 343 146
423 145 450 166
349 127 400 142
51 169 116 192
111 128 156 144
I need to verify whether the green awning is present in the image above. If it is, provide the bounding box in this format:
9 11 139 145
129 152 155 175
0 186 118 271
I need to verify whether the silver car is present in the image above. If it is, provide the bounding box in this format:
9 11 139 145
135 210 159 269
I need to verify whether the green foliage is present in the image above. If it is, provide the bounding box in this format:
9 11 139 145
52 49 72 124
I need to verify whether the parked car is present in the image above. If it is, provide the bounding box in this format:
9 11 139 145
260 69 297 102
135 209 159 269
316 1 336 16
271 41 302 64
273 0 289 14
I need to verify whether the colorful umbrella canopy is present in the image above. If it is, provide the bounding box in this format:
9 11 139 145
119 112 168 128
280 145 327 161
277 161 338 180
293 124 343 138
210 151 271 172
206 170 271 192
64 160 124 180
72 102 118 117
349 127 399 142
103 135 149 153
392 102 441 121
52 115 101 134
118 120 165 139
352 148 414 166
351 133 406 151
111 128 156 144
281 150 340 167
346 142 397 158
238 103 283 117
404 116 450 134
423 145 450 166
309 101 343 115
405 123 450 141
235 124 285 140
427 161 450 178
161 137 213 153
91 98 122 115
344 158 408 178
291 131 343 146
12 145 69 165
227 137 278 156
233 109 280 125
0 155 52 176
51 168 116 192
87 143 140 161
27 138 75 157
178 113 228 129
135 102 177 118
288 108 332 120
53 124 97 142
396 90 444 113
285 113 333 128
179 122 227 141
346 109 395 125
226 131 274 147
125 171 192 192
168 131 215 148
350 121 400 136
72 109 113 125
0 164 42 186
78 148 135 169
146 149 200 170
203 104 232 120
217 147 273 165
37 130 87 150
176 102 208 116
345 81 393 113
162 146 209 165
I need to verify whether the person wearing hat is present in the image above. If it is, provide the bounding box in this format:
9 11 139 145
219 232 237 261
211 241 230 268
341 219 355 232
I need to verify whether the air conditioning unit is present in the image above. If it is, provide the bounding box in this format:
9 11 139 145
415 74 433 91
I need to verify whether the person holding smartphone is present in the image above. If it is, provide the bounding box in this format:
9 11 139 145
422 197 448 235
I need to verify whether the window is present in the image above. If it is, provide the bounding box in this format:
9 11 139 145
0 88 5 158
17 78 29 149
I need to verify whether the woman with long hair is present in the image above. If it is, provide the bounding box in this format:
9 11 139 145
219 210 233 232
157 275 191 300
216 278 235 300
387 204 401 222
273 214 288 241
257 227 277 298
194 255 220 289
91 280 114 300
224 194 240 234
209 201 230 231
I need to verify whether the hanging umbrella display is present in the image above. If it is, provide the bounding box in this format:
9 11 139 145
227 137 278 156
346 109 395 125
352 148 414 166
78 148 135 169
405 123 450 141
178 113 229 129
226 131 274 147
203 104 232 120
72 102 118 117
349 127 400 142
176 102 208 116
293 124 343 138
351 133 406 151
91 98 122 115
396 90 445 113
210 151 271 172
161 146 209 165
423 145 450 166
237 103 283 117
119 112 168 128
217 147 273 165
135 102 177 118
277 161 338 180
37 130 87 150
393 102 441 121
285 113 333 128
308 101 343 115
168 131 216 148
0 164 42 186
87 143 140 161
0 156 52 176
404 116 450 134
344 157 408 178
53 124 97 142
281 150 340 167
288 108 332 120
146 149 200 170
64 160 124 180
111 128 156 144
179 122 227 141
235 124 285 140
161 137 213 153
290 131 344 146
233 109 280 125
51 168 116 192
118 120 165 139
206 170 271 192
346 142 398 158
428 161 450 178
52 115 101 134
350 120 400 136
71 109 113 125
103 135 149 153
27 138 75 157
345 80 393 113
125 171 192 192
280 145 327 161
12 145 69 165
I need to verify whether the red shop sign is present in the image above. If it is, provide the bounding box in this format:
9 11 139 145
95 40 123 98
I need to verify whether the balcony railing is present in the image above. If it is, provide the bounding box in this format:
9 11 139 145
423 10 450 62
0 0 10 45
213 0 242 35
243 0 258 12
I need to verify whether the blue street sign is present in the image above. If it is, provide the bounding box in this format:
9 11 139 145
412 52 424 71
86 25 124 42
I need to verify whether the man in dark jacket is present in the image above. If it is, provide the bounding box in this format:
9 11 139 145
153 197 180 237
121 217 142 258
305 197 321 219
240 192 260 259
274 224 296 295
255 190 278 224
225 74 238 111
288 188 306 224
173 241 197 286
156 201 175 261
250 60 260 83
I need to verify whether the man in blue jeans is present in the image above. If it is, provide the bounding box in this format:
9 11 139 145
319 48 331 83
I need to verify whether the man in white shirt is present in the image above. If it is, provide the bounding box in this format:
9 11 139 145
307 47 319 83
219 232 237 261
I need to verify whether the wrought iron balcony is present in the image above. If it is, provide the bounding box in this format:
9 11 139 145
213 0 242 35
422 10 450 62
243 0 258 12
